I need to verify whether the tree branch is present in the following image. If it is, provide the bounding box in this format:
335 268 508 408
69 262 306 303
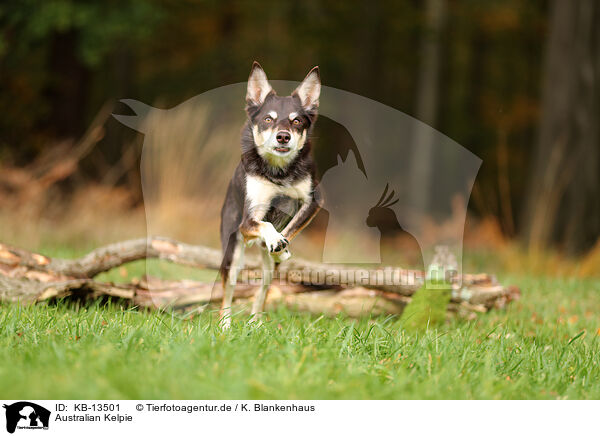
0 237 520 315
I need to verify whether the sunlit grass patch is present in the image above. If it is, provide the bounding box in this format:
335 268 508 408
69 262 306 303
0 273 599 399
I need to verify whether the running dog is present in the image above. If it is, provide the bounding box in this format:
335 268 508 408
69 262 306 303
219 62 322 327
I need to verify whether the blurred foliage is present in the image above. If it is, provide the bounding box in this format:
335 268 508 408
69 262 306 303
0 0 164 155
12 0 599 253
0 0 545 150
2 0 162 65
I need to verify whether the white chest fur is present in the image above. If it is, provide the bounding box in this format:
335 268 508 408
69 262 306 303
246 175 312 218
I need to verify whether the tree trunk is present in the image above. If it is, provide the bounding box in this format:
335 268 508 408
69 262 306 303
44 30 90 140
522 0 600 253
409 0 447 213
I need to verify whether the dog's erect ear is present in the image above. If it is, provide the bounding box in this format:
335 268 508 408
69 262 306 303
246 61 273 107
294 66 320 110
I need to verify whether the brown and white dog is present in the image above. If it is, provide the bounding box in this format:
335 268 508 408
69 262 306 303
219 62 322 327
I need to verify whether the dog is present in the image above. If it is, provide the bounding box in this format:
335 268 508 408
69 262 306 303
219 62 322 327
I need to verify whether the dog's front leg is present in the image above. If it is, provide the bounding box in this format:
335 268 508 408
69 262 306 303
239 216 282 322
281 189 322 243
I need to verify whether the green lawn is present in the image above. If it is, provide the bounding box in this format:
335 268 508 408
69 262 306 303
1 272 599 399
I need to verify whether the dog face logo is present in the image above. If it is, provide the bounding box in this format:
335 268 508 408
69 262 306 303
3 402 50 433
114 75 482 289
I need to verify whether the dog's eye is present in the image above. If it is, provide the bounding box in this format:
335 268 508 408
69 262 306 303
292 118 301 126
264 116 273 123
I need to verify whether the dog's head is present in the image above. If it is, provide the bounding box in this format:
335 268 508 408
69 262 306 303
245 61 320 167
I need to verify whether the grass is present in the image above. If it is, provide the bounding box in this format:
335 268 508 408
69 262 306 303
1 266 600 399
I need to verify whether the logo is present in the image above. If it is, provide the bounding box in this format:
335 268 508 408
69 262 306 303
2 402 50 434
114 80 481 305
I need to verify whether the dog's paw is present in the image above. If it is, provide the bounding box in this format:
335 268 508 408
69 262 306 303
261 224 289 253
270 236 289 253
271 248 291 262
267 236 288 253
219 309 232 330
247 315 263 326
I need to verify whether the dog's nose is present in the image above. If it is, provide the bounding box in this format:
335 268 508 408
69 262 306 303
276 131 291 144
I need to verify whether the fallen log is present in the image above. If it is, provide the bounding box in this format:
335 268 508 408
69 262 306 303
0 237 224 278
0 237 520 317
0 237 490 293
